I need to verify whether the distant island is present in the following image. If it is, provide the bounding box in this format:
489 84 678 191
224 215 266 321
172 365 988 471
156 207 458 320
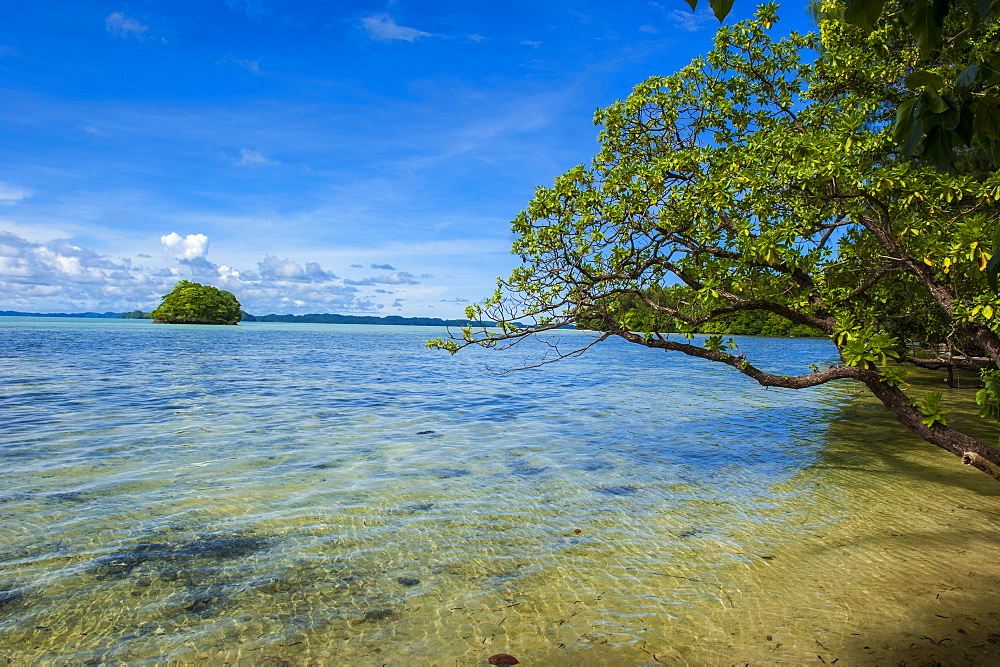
151 280 242 325
1 309 506 328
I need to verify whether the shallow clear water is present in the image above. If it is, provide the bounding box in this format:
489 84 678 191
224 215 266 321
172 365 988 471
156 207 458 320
1 317 998 664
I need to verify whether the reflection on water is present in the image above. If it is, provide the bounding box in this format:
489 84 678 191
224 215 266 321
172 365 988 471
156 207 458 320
1 317 998 664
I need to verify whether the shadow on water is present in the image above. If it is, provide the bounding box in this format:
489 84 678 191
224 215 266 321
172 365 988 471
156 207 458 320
784 372 1000 663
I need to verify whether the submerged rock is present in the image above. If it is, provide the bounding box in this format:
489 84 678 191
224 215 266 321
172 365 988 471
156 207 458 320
0 590 23 611
183 590 227 617
177 533 269 560
363 608 396 621
404 502 435 513
595 484 639 496
90 532 270 581
488 654 519 665
433 468 470 479
396 576 420 587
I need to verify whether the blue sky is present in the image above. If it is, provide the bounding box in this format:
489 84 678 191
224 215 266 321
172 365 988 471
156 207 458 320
0 0 814 316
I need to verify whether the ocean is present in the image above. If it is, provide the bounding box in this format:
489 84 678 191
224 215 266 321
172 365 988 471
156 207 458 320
1 317 998 663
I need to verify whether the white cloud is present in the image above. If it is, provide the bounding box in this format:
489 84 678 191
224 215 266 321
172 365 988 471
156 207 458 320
668 7 717 32
344 271 420 286
220 58 261 74
639 24 659 34
234 148 276 166
0 231 160 309
161 232 209 259
257 255 337 282
105 12 149 39
226 0 268 19
0 228 492 316
218 265 240 279
360 13 434 42
0 183 33 204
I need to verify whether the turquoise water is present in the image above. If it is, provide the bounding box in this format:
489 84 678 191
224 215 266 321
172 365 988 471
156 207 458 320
1 317 999 664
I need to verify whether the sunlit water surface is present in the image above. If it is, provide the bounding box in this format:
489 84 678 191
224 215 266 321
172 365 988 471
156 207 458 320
1 317 998 665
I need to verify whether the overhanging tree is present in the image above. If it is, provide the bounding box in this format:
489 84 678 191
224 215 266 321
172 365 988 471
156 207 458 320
430 2 1000 479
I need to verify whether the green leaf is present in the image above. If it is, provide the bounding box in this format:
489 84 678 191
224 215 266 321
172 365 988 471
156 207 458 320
843 0 889 31
919 390 950 427
893 96 919 147
904 70 945 91
683 0 698 10
919 86 949 114
902 0 949 55
972 96 1000 141
955 64 981 89
709 0 736 21
921 126 956 168
986 248 1000 291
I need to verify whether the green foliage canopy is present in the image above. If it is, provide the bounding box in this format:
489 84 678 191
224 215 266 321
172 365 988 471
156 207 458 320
151 280 243 325
688 0 1000 169
430 2 1000 479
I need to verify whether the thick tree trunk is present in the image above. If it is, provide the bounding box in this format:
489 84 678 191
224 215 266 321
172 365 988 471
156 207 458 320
614 328 1000 481
860 375 1000 480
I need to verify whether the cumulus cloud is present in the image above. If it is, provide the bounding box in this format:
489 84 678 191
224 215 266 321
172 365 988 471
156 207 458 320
343 271 420 286
667 7 717 32
0 182 33 204
257 255 337 282
161 232 209 259
105 12 149 39
234 148 276 166
178 256 222 277
0 232 439 316
360 13 434 41
0 231 160 310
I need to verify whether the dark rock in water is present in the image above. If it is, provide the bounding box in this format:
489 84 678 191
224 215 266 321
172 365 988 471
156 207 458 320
405 502 435 513
364 608 396 621
47 491 89 504
183 591 225 617
416 430 435 435
92 543 171 579
90 533 269 581
310 462 335 469
433 467 470 479
488 654 520 665
596 484 639 496
678 529 700 538
178 533 269 560
0 590 23 610
396 576 420 587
